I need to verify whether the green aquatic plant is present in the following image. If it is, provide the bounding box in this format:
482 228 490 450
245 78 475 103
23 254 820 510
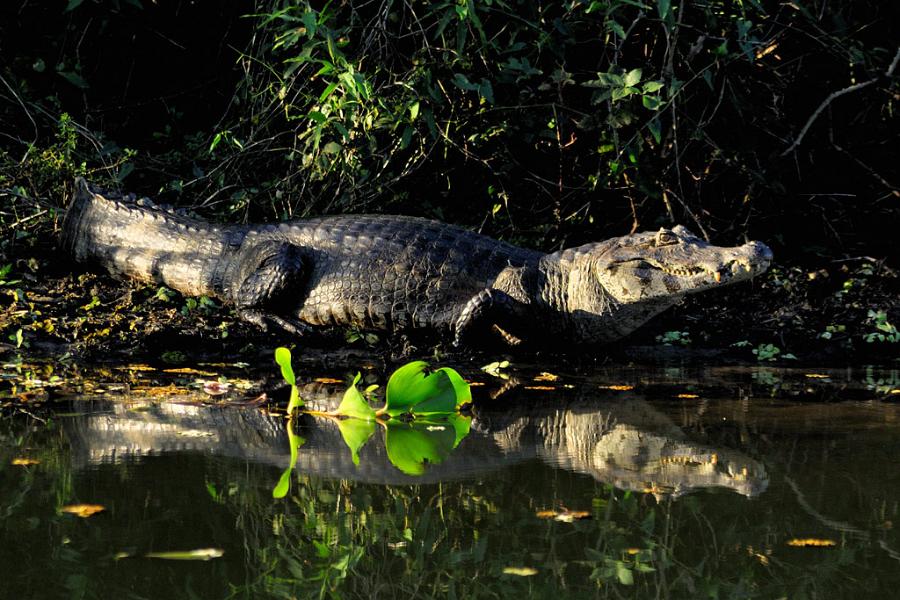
272 348 473 486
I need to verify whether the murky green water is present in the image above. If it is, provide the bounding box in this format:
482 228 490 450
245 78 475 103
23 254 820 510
2 361 898 599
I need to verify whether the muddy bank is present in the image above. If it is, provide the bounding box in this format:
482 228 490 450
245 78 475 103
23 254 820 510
1 234 898 367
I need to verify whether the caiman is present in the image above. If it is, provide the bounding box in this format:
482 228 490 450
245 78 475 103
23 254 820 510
62 178 772 346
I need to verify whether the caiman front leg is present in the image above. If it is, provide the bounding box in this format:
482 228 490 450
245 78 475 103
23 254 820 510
230 240 312 336
453 288 526 347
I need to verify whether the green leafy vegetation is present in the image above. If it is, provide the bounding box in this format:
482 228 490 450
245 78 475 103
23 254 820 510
272 347 472 481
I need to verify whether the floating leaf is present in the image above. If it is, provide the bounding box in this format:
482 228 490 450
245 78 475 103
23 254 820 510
61 504 105 518
314 377 343 384
337 418 376 465
274 347 295 386
786 538 836 547
533 372 559 382
12 458 39 466
600 384 634 391
676 393 699 399
334 373 376 420
503 566 538 576
525 385 556 391
145 548 224 560
384 362 466 417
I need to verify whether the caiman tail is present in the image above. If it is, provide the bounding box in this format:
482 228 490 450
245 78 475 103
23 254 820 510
62 177 229 298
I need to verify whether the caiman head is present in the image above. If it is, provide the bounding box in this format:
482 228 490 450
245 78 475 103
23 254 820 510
595 225 772 300
548 225 772 342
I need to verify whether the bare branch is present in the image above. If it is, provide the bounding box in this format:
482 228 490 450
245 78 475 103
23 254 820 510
781 46 900 157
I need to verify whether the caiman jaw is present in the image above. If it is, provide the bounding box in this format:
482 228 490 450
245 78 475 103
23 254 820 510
654 259 760 284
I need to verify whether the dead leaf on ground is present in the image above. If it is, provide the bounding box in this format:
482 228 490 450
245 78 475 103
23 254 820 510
786 538 836 547
313 377 344 384
61 504 106 518
533 372 559 382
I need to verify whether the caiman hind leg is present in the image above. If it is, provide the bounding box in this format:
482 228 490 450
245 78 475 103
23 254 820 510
231 240 312 336
453 288 526 347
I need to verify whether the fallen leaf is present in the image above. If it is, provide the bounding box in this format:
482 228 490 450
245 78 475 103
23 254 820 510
804 373 830 379
503 566 538 576
600 385 634 391
676 393 699 399
314 377 344 384
524 386 556 391
163 368 218 376
536 510 558 519
145 548 224 560
12 458 39 466
554 510 591 523
114 364 156 372
201 381 231 395
533 372 559 382
786 538 836 547
61 504 106 518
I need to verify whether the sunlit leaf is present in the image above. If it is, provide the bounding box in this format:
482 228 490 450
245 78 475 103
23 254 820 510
502 566 538 576
384 361 463 417
145 548 224 560
524 386 556 391
314 377 343 384
533 372 559 382
384 421 456 475
61 504 105 518
336 418 376 465
12 458 39 466
334 373 376 420
786 538 836 547
274 347 295 386
624 68 642 87
615 561 634 585
164 367 217 376
600 384 634 391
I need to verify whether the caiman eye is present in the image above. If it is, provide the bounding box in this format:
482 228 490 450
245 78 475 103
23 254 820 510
655 229 678 246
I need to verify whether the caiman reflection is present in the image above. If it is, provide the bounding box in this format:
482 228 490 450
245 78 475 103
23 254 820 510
63 383 767 498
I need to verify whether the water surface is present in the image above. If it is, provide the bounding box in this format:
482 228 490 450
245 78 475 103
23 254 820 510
1 362 898 598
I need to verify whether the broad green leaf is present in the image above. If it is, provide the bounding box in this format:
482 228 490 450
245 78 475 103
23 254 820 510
318 81 339 103
657 0 671 20
642 81 664 93
337 418 376 465
335 373 376 420
624 68 642 87
384 361 456 416
58 71 89 89
439 367 472 408
384 421 456 475
274 347 296 386
642 95 662 110
616 561 634 585
409 101 420 121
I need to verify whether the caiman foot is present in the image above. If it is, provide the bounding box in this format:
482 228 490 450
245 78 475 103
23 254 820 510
238 309 312 337
453 288 523 347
